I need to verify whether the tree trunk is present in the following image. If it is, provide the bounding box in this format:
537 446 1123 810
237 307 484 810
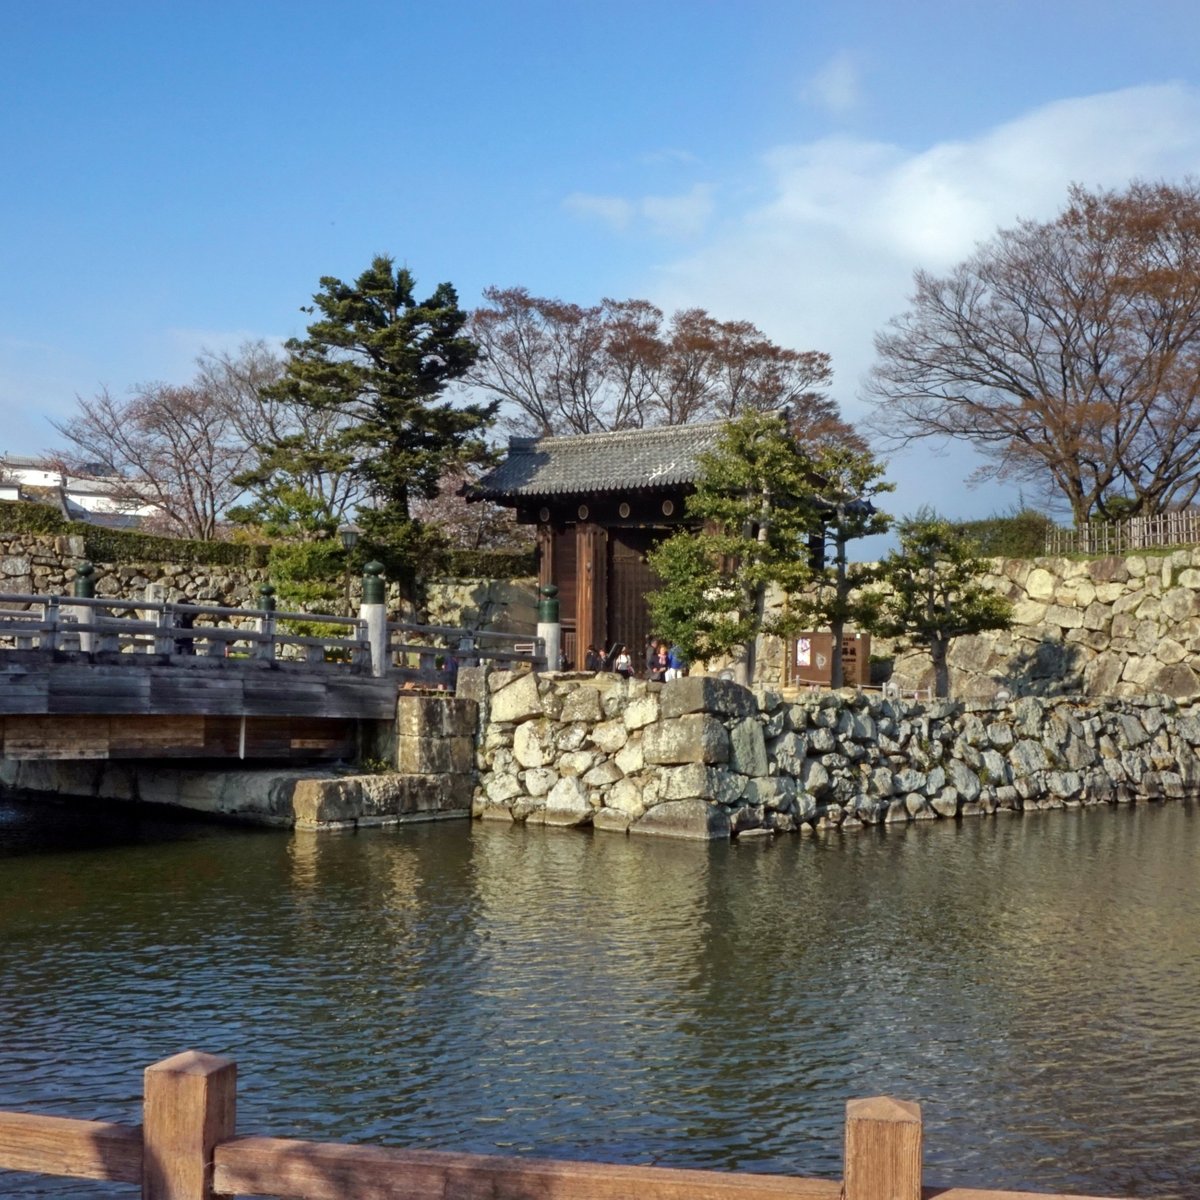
829 615 845 689
930 636 950 699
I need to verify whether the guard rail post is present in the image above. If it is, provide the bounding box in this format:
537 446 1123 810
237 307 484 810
360 561 388 677
537 584 560 671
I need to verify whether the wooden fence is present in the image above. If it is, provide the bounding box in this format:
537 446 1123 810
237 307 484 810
1044 511 1200 556
0 1050 1125 1200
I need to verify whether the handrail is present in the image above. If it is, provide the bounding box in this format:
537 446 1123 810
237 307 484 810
0 1052 1127 1200
0 592 547 675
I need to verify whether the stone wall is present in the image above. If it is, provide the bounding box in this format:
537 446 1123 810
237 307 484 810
0 532 270 606
422 577 537 635
886 547 1200 701
0 533 538 636
471 671 1200 840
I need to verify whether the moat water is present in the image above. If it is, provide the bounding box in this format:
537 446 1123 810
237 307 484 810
1 795 1198 1198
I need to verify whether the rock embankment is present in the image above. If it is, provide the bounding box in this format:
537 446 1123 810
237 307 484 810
890 547 1200 700
472 671 1200 839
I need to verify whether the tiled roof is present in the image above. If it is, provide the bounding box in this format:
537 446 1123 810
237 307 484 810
472 422 728 500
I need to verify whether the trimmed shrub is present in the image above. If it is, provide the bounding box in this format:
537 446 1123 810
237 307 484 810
952 510 1055 559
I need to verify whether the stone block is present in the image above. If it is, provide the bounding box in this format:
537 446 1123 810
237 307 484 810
771 730 810 775
659 763 746 804
744 775 796 810
946 758 981 801
1025 567 1056 601
397 735 474 775
589 719 629 754
930 788 960 818
614 739 644 775
583 760 623 787
659 676 757 720
593 807 634 833
729 717 768 777
513 720 551 769
558 749 598 777
454 666 489 703
560 686 603 723
490 672 543 723
396 695 478 738
523 767 558 797
623 695 660 731
630 798 731 840
1153 662 1200 698
484 773 523 804
292 778 363 826
606 777 646 816
643 714 730 765
531 776 592 826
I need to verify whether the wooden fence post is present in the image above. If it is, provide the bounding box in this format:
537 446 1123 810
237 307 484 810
844 1096 922 1200
142 1051 236 1200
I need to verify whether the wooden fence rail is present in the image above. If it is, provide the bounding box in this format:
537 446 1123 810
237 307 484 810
0 593 548 681
1045 511 1200 556
0 1051 1125 1200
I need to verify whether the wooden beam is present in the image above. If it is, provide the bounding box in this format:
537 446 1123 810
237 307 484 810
845 1097 922 1200
214 1137 843 1200
143 1051 236 1200
0 1111 142 1184
922 1190 1122 1200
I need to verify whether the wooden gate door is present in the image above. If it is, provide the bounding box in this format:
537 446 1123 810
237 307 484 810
607 529 657 666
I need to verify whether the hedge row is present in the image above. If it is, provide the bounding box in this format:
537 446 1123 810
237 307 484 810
0 502 272 566
0 501 535 579
952 509 1055 559
437 547 536 578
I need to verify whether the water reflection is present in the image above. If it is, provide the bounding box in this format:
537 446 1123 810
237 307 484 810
0 795 1198 1197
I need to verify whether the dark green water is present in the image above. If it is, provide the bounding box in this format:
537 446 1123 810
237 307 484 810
1 796 1198 1198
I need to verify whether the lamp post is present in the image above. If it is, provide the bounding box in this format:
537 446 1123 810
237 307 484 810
337 522 361 616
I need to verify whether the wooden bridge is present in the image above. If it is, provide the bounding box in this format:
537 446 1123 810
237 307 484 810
0 592 543 763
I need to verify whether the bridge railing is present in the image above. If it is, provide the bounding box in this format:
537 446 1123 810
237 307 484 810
386 619 546 684
0 1049 1125 1200
0 594 372 671
0 593 548 682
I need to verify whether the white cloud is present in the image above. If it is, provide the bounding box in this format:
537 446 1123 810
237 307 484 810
641 82 1200 521
564 184 714 240
802 50 863 117
563 192 635 231
641 184 714 238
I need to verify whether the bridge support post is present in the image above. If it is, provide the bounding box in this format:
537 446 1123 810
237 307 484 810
361 561 388 677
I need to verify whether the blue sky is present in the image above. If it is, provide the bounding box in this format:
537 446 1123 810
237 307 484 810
5 0 1200 522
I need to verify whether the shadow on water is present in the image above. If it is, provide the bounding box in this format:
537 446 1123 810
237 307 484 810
1 796 1199 1198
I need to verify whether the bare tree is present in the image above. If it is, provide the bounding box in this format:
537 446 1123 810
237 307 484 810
868 180 1200 522
468 286 838 437
467 287 612 434
205 341 367 537
51 379 258 540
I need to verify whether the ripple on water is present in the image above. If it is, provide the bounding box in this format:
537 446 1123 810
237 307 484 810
1 799 1199 1197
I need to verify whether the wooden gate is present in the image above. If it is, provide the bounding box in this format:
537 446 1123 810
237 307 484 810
607 529 657 664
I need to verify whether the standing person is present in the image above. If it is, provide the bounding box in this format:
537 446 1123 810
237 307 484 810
649 640 669 683
613 644 634 678
584 644 603 672
666 643 686 681
644 635 658 677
